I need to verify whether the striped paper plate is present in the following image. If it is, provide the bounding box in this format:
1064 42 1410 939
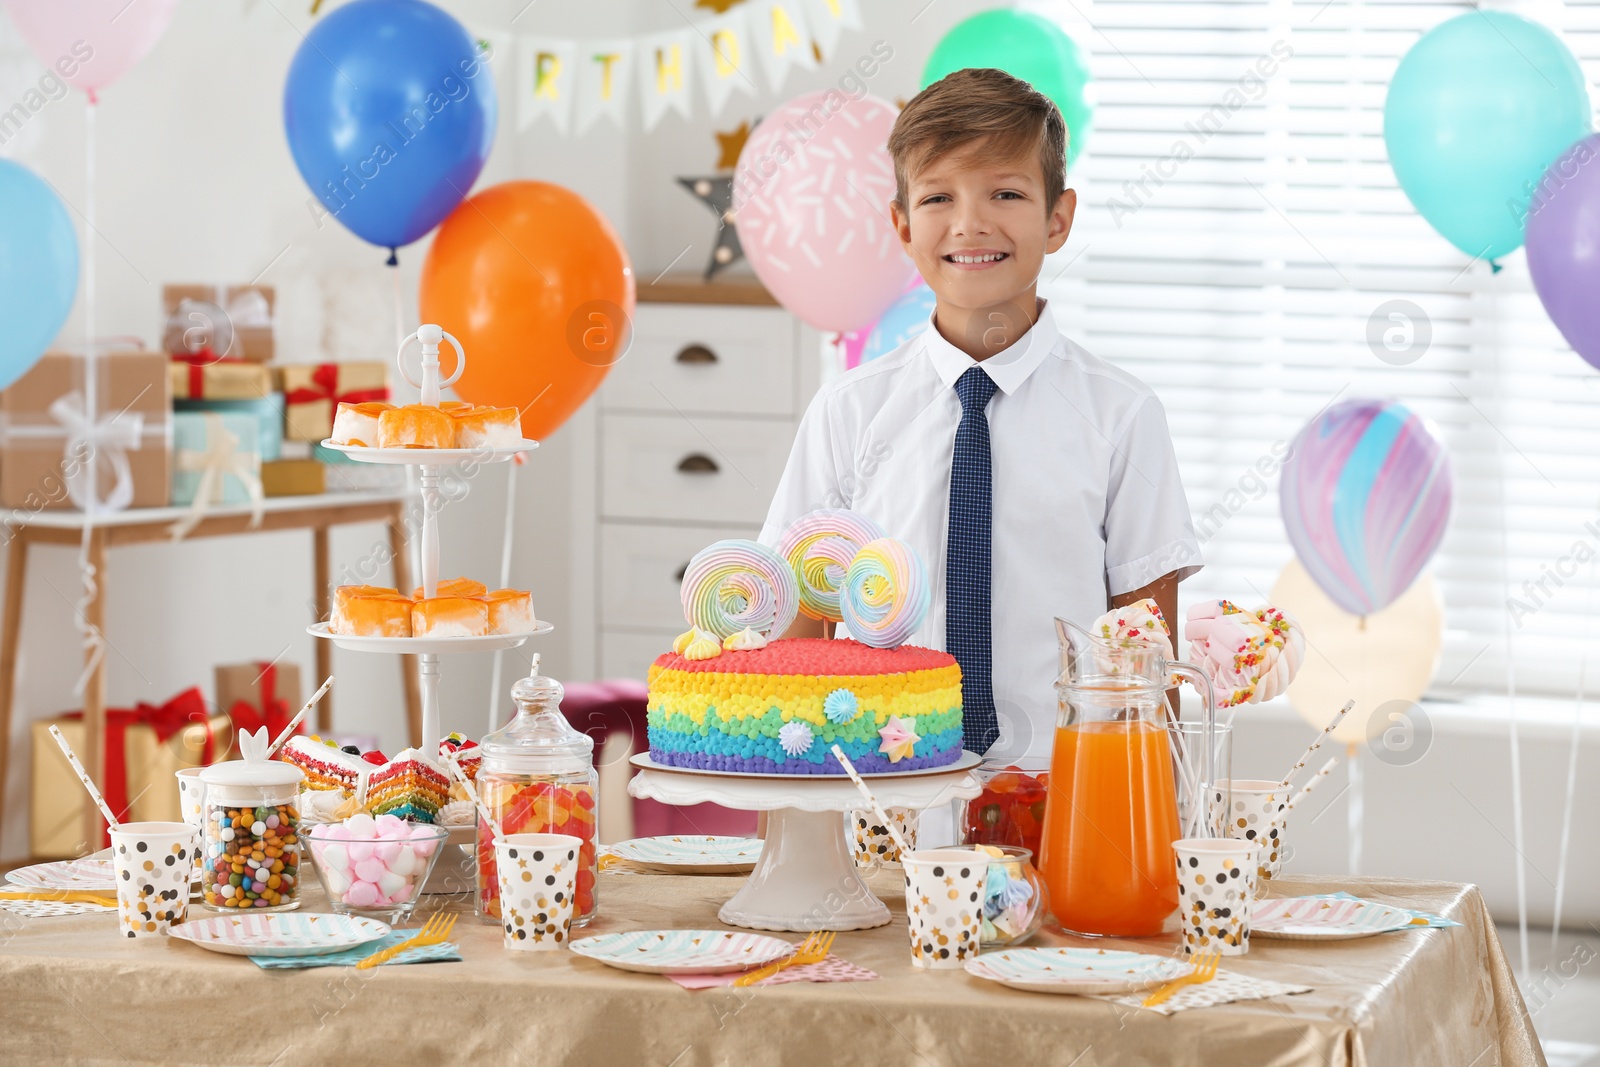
965 948 1192 995
570 929 792 975
9 853 203 892
168 913 391 957
1252 896 1419 940
601 836 763 874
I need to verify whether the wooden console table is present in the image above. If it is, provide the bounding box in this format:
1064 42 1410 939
0 491 423 853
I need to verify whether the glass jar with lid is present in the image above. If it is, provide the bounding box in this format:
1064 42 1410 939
199 727 305 912
475 656 598 926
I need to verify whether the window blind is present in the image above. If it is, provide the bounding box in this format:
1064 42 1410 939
1031 0 1600 698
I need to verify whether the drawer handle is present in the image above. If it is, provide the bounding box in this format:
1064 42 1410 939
674 562 688 582
675 344 718 365
676 453 719 474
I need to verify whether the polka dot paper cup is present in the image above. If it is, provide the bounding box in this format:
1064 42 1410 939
496 833 582 952
110 821 200 938
1173 838 1259 956
1212 778 1289 883
850 806 917 869
902 848 985 969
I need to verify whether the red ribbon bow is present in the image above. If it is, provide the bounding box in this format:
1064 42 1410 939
226 662 302 747
283 363 390 411
171 351 246 399
62 686 214 847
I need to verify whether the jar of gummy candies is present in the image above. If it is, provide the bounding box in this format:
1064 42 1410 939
476 655 598 927
199 735 305 913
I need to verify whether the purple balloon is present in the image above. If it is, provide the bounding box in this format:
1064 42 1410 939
1280 399 1453 617
1527 133 1600 370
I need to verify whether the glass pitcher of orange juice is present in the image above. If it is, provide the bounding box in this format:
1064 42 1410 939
1038 619 1218 937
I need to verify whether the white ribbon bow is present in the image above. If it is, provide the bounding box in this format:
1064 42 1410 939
169 412 264 540
47 391 145 513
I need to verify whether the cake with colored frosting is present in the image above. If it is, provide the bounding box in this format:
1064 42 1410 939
647 637 963 773
645 510 965 775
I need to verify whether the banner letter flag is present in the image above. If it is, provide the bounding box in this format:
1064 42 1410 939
639 29 696 131
517 37 578 133
575 39 635 133
752 0 817 92
702 9 757 115
804 0 863 57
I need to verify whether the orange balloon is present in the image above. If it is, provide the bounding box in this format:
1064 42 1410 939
418 181 634 441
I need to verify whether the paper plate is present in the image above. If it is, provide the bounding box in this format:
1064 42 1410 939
317 439 539 465
168 913 391 957
8 855 201 892
601 836 764 874
1251 896 1420 940
570 929 793 975
964 948 1193 995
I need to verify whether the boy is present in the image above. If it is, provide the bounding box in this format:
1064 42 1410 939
760 68 1201 762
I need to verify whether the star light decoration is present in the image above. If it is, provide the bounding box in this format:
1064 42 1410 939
677 121 754 281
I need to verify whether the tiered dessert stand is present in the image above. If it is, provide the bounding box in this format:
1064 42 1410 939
307 323 551 767
628 751 982 931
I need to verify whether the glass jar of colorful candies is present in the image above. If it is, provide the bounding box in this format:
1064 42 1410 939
476 656 598 927
199 747 305 912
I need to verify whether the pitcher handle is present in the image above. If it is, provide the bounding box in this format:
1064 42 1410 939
1168 659 1219 838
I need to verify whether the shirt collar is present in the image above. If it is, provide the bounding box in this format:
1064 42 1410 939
922 298 1061 396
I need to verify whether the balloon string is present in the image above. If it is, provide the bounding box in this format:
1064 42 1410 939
74 98 103 698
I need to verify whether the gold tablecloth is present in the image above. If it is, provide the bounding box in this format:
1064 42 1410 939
0 871 1542 1066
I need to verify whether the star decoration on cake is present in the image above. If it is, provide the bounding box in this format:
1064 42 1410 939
677 175 744 281
778 720 814 757
824 688 860 724
877 716 920 764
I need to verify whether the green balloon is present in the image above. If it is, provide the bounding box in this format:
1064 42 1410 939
1384 10 1591 263
920 10 1094 166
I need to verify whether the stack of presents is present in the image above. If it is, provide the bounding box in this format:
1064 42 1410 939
28 662 343 856
0 283 400 518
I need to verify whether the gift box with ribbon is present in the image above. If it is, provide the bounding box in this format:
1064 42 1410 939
0 349 172 511
215 661 304 757
170 409 264 539
281 362 389 443
262 459 325 497
169 358 273 402
29 688 228 856
176 393 284 462
162 284 275 363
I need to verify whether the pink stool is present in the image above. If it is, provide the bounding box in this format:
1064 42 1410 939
558 679 756 838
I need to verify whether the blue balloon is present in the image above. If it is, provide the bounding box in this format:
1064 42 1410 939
0 160 78 391
283 0 497 259
862 283 937 364
1384 11 1590 263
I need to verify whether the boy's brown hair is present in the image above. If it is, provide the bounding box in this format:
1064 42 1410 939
887 68 1067 212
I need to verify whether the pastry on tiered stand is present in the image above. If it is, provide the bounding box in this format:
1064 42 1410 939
328 577 538 638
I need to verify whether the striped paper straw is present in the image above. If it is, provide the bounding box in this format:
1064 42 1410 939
48 725 120 830
830 744 909 856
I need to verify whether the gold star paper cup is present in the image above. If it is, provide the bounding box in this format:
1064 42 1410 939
110 821 200 938
901 848 985 969
850 806 917 869
495 833 582 952
1173 838 1259 956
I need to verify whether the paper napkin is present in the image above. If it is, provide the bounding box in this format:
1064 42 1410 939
667 955 879 990
249 931 462 970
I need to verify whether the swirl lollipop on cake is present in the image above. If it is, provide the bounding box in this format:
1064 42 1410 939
778 509 888 621
841 537 931 649
677 539 801 658
1184 599 1306 711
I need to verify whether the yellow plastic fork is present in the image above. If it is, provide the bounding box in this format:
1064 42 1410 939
733 931 836 987
356 912 457 970
1142 950 1220 1007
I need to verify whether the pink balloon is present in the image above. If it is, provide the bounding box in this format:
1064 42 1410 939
3 0 180 101
733 91 917 333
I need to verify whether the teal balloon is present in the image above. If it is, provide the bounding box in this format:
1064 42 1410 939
921 10 1094 166
0 160 77 390
1384 11 1590 262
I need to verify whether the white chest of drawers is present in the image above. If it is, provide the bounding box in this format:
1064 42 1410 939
567 277 822 682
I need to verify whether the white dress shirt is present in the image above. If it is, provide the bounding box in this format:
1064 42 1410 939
759 300 1202 760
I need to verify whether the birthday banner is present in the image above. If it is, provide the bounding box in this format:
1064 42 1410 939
492 0 863 134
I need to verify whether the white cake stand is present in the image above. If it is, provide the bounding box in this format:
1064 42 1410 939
627 752 982 931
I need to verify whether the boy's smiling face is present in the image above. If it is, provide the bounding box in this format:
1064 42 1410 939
891 143 1076 317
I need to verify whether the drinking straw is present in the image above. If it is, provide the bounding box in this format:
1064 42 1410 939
830 744 910 856
266 675 334 758
48 725 120 830
1278 700 1354 789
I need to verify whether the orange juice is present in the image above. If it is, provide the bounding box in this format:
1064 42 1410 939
1038 719 1181 936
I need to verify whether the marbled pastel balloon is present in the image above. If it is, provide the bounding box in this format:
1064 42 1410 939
1279 399 1452 616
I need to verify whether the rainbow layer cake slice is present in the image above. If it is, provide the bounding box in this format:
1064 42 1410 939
280 735 374 798
365 747 450 822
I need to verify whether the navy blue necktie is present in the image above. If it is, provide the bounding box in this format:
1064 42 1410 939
947 366 999 754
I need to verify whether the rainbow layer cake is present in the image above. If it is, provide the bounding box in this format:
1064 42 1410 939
646 638 963 774
365 747 450 821
280 735 377 798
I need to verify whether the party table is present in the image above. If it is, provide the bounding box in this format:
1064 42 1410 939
0 872 1541 1066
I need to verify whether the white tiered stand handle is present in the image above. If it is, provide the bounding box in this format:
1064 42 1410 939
628 753 982 931
308 325 545 760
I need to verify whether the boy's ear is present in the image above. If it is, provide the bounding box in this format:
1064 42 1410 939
1046 188 1077 255
891 199 913 254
